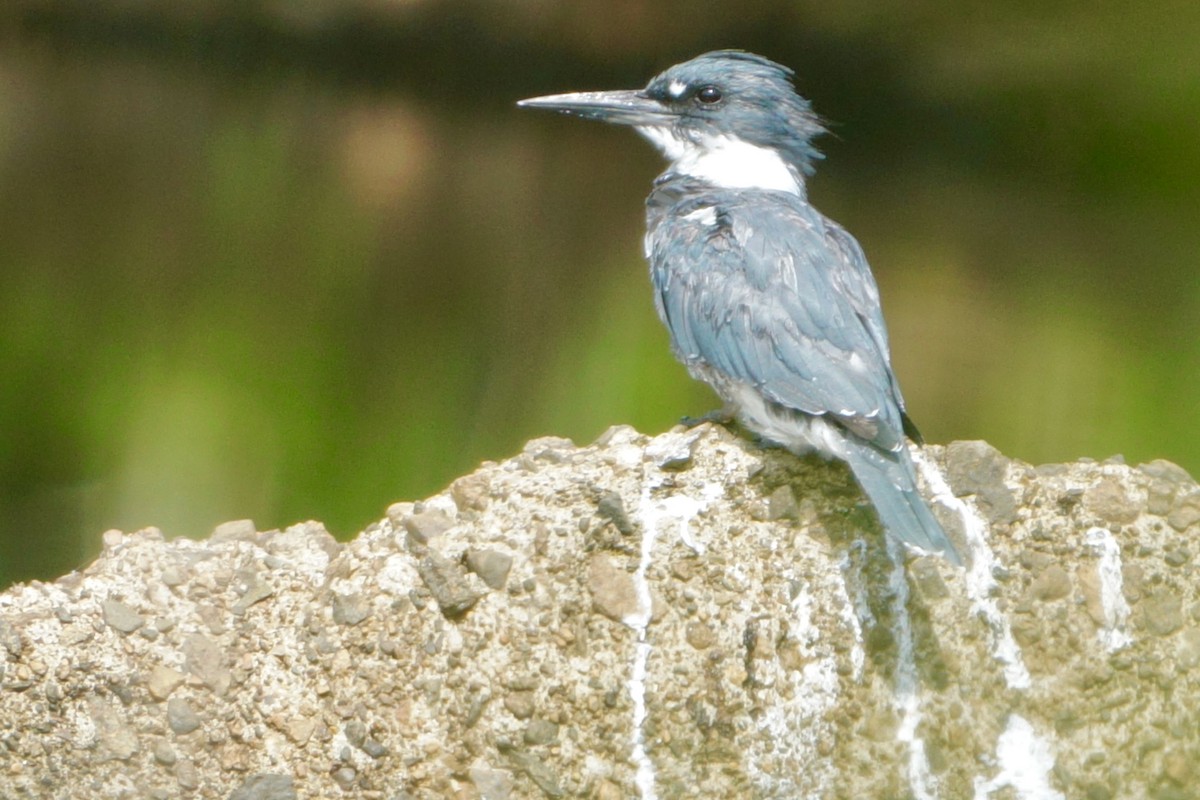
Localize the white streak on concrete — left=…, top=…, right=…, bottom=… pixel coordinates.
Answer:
left=637, top=436, right=722, bottom=555
left=376, top=553, right=419, bottom=596
left=973, top=715, right=1065, bottom=799
left=628, top=637, right=656, bottom=800
left=886, top=537, right=936, bottom=800
left=840, top=547, right=878, bottom=628
left=912, top=449, right=1031, bottom=689
left=832, top=566, right=866, bottom=681
left=620, top=438, right=740, bottom=798
left=788, top=582, right=841, bottom=701
left=1084, top=527, right=1132, bottom=651
left=744, top=573, right=842, bottom=796
left=626, top=465, right=719, bottom=800
left=683, top=482, right=726, bottom=554
left=623, top=479, right=666, bottom=799
left=640, top=492, right=707, bottom=559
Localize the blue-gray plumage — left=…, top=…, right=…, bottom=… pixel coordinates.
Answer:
left=520, top=51, right=960, bottom=564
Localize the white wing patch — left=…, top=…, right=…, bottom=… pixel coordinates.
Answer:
left=682, top=206, right=717, bottom=226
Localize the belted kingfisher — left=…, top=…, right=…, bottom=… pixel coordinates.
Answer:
left=520, top=51, right=960, bottom=564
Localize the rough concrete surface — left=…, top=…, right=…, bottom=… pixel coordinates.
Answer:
left=1, top=424, right=1198, bottom=799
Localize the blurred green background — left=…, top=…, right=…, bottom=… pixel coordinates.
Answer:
left=1, top=1, right=1198, bottom=589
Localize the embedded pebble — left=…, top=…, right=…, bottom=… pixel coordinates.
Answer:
left=284, top=716, right=316, bottom=745
left=175, top=759, right=199, bottom=790
left=91, top=697, right=139, bottom=760
left=416, top=551, right=483, bottom=618
left=586, top=555, right=639, bottom=622
left=1167, top=490, right=1200, bottom=531
left=1141, top=591, right=1183, bottom=637
left=766, top=484, right=799, bottom=521
left=182, top=633, right=231, bottom=695
left=596, top=491, right=635, bottom=535
left=451, top=473, right=492, bottom=511
left=228, top=774, right=296, bottom=800
left=1029, top=564, right=1071, bottom=602
left=504, top=691, right=536, bottom=720
left=331, top=592, right=372, bottom=626
left=403, top=510, right=455, bottom=545
left=211, top=519, right=257, bottom=542
left=470, top=760, right=515, bottom=800
left=101, top=599, right=144, bottom=634
left=331, top=767, right=356, bottom=789
left=465, top=548, right=513, bottom=590
left=686, top=621, right=717, bottom=650
left=1083, top=477, right=1139, bottom=524
left=343, top=719, right=367, bottom=748
left=362, top=739, right=388, bottom=758
left=232, top=571, right=275, bottom=614
left=153, top=739, right=177, bottom=766
left=501, top=745, right=564, bottom=798
left=524, top=718, right=559, bottom=745
left=166, top=698, right=201, bottom=735
left=161, top=564, right=185, bottom=586
left=1179, top=629, right=1200, bottom=669
left=147, top=665, right=185, bottom=701
left=943, top=440, right=1018, bottom=523
left=645, top=430, right=697, bottom=470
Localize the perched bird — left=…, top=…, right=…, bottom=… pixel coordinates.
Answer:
left=519, top=51, right=960, bottom=564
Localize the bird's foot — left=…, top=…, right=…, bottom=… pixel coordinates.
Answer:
left=679, top=408, right=737, bottom=429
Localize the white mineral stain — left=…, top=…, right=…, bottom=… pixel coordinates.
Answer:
left=628, top=638, right=656, bottom=800
left=376, top=553, right=419, bottom=596
left=622, top=475, right=670, bottom=800
left=887, top=537, right=936, bottom=800
left=974, top=715, right=1065, bottom=799
left=912, top=449, right=1031, bottom=689
left=65, top=703, right=97, bottom=748
left=651, top=494, right=708, bottom=556
left=1084, top=526, right=1132, bottom=651
left=832, top=565, right=866, bottom=682
left=622, top=454, right=725, bottom=800
left=746, top=574, right=842, bottom=796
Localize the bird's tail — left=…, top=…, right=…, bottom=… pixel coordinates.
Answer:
left=840, top=438, right=962, bottom=565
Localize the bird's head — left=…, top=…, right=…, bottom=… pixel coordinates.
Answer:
left=519, top=50, right=826, bottom=195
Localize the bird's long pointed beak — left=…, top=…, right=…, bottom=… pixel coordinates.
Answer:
left=517, top=90, right=671, bottom=126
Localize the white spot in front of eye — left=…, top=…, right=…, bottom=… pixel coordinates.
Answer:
left=668, top=80, right=687, bottom=99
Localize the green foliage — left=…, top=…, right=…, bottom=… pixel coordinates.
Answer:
left=1, top=6, right=1197, bottom=587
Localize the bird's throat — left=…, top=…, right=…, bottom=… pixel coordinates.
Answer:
left=636, top=127, right=803, bottom=196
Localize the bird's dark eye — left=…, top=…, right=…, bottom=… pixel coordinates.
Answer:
left=696, top=86, right=722, bottom=104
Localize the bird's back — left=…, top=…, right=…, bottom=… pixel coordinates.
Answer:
left=645, top=174, right=908, bottom=454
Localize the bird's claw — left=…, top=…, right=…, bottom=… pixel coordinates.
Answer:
left=679, top=409, right=737, bottom=429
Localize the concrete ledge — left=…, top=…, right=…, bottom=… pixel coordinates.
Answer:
left=1, top=423, right=1197, bottom=798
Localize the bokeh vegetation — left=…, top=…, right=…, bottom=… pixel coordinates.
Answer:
left=1, top=1, right=1197, bottom=587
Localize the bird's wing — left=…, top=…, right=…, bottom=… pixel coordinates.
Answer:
left=822, top=217, right=913, bottom=414
left=648, top=193, right=906, bottom=451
